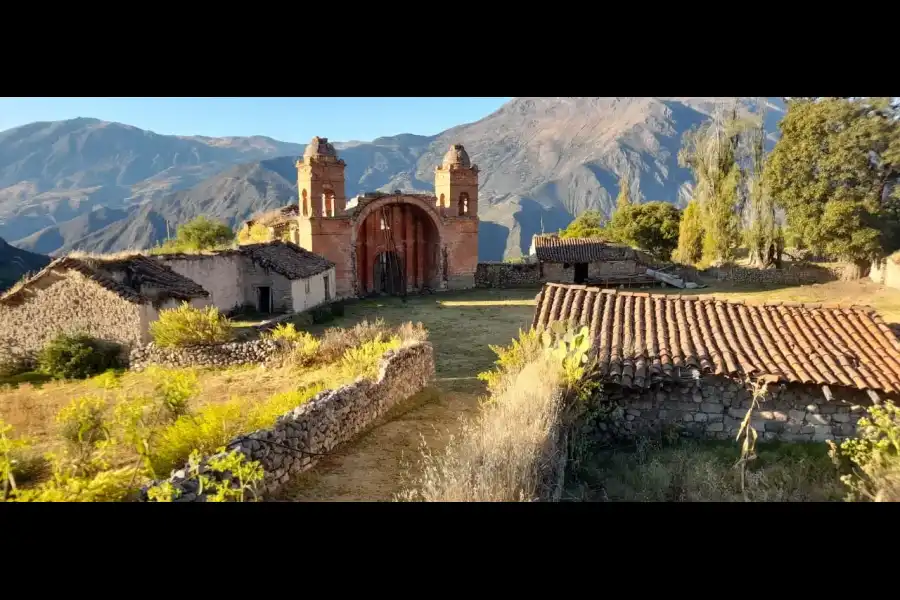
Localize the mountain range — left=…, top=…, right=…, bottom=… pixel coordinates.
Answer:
left=0, top=97, right=785, bottom=262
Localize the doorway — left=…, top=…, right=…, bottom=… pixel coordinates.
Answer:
left=256, top=286, right=272, bottom=313
left=574, top=263, right=588, bottom=284
left=373, top=251, right=404, bottom=295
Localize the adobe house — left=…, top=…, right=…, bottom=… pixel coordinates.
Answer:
left=157, top=241, right=335, bottom=315
left=238, top=136, right=480, bottom=297
left=530, top=235, right=655, bottom=286
left=0, top=255, right=209, bottom=360
left=533, top=282, right=900, bottom=443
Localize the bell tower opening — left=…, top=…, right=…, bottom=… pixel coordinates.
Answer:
left=296, top=136, right=347, bottom=221
left=434, top=143, right=479, bottom=219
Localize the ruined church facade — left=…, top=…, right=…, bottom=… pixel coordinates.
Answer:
left=252, top=137, right=480, bottom=298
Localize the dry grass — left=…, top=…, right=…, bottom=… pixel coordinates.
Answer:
left=568, top=438, right=844, bottom=502
left=398, top=353, right=564, bottom=502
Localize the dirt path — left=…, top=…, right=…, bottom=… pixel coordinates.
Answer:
left=279, top=288, right=537, bottom=502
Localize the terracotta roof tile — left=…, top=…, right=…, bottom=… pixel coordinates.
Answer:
left=237, top=241, right=333, bottom=280
left=533, top=236, right=639, bottom=263
left=532, top=283, right=900, bottom=394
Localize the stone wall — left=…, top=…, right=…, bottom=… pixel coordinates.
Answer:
left=475, top=262, right=543, bottom=288
left=145, top=342, right=435, bottom=501
left=703, top=263, right=844, bottom=286
left=0, top=270, right=149, bottom=365
left=591, top=375, right=877, bottom=444
left=128, top=338, right=284, bottom=371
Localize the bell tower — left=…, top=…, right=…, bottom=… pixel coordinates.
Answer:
left=434, top=143, right=478, bottom=218
left=296, top=136, right=347, bottom=219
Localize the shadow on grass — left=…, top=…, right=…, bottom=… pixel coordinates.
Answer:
left=0, top=371, right=52, bottom=388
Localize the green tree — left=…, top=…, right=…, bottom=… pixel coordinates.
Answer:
left=559, top=210, right=605, bottom=239
left=678, top=106, right=744, bottom=265
left=615, top=175, right=632, bottom=211
left=765, top=98, right=900, bottom=273
left=152, top=216, right=235, bottom=254
left=742, top=99, right=783, bottom=268
left=674, top=200, right=704, bottom=265
left=607, top=201, right=681, bottom=261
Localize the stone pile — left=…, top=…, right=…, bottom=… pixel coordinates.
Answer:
left=142, top=342, right=435, bottom=501
left=129, top=338, right=285, bottom=370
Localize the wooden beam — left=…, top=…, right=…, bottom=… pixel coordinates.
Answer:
left=867, top=389, right=882, bottom=405
left=821, top=385, right=834, bottom=403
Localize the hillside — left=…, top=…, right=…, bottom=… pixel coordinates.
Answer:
left=1, top=98, right=784, bottom=260
left=0, top=117, right=304, bottom=241
left=0, top=237, right=50, bottom=291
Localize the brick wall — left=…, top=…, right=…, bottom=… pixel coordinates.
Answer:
left=589, top=375, right=877, bottom=444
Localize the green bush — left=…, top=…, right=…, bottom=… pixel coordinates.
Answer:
left=37, top=333, right=122, bottom=380
left=311, top=305, right=334, bottom=325
left=330, top=301, right=346, bottom=318
left=150, top=303, right=233, bottom=347
left=56, top=396, right=110, bottom=446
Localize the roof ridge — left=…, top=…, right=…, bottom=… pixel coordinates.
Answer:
left=544, top=282, right=878, bottom=313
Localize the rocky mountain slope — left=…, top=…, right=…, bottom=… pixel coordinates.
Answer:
left=0, top=237, right=50, bottom=291
left=2, top=98, right=784, bottom=260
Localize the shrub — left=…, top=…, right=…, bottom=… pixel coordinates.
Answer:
left=150, top=303, right=233, bottom=348
left=246, top=384, right=325, bottom=430
left=330, top=301, right=346, bottom=317
left=1, top=419, right=32, bottom=499
left=477, top=328, right=544, bottom=394
left=318, top=318, right=393, bottom=363
left=338, top=335, right=401, bottom=381
left=397, top=321, right=428, bottom=345
left=37, top=333, right=121, bottom=380
left=311, top=305, right=334, bottom=325
left=399, top=353, right=565, bottom=502
left=56, top=396, right=110, bottom=447
left=147, top=448, right=264, bottom=502
left=147, top=367, right=198, bottom=419
left=829, top=401, right=900, bottom=502
left=150, top=399, right=246, bottom=476
left=287, top=332, right=321, bottom=366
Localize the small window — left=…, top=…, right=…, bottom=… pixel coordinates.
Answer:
left=305, top=279, right=310, bottom=294
left=324, top=274, right=331, bottom=300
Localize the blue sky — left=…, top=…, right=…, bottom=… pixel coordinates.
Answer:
left=0, top=97, right=512, bottom=143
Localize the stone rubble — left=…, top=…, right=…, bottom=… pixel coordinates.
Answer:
left=128, top=338, right=285, bottom=370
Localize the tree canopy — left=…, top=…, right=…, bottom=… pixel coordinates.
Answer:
left=151, top=216, right=235, bottom=254
left=765, top=97, right=900, bottom=263
left=559, top=210, right=605, bottom=239
left=606, top=201, right=682, bottom=261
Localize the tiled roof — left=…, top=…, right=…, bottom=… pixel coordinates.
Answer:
left=532, top=282, right=900, bottom=394
left=0, top=255, right=208, bottom=307
left=238, top=241, right=334, bottom=280
left=533, top=236, right=637, bottom=263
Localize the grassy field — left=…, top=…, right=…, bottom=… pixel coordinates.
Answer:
left=279, top=287, right=539, bottom=501
left=566, top=438, right=845, bottom=502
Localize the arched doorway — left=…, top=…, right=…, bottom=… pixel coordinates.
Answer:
left=355, top=199, right=442, bottom=296
left=373, top=251, right=404, bottom=295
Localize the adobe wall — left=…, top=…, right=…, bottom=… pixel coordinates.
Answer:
left=240, top=259, right=293, bottom=313
left=143, top=342, right=435, bottom=501
left=589, top=259, right=643, bottom=277
left=870, top=257, right=900, bottom=289
left=588, top=375, right=876, bottom=444
left=0, top=270, right=146, bottom=365
left=159, top=255, right=244, bottom=312
left=299, top=217, right=355, bottom=299
left=290, top=267, right=336, bottom=312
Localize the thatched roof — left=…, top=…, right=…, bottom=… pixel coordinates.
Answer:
left=0, top=254, right=208, bottom=307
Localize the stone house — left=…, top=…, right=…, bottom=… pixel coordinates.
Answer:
left=530, top=235, right=655, bottom=286
left=0, top=255, right=209, bottom=360
left=238, top=137, right=479, bottom=298
left=157, top=241, right=336, bottom=315
left=533, top=282, right=900, bottom=443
